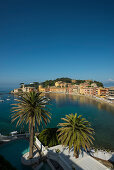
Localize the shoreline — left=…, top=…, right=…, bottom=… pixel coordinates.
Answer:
left=75, top=93, right=114, bottom=107
left=44, top=91, right=114, bottom=107
left=11, top=90, right=114, bottom=107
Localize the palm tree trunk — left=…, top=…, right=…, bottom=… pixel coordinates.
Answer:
left=29, top=118, right=34, bottom=159
left=74, top=149, right=79, bottom=158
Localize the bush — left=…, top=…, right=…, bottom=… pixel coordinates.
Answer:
left=34, top=136, right=36, bottom=142
left=38, top=128, right=60, bottom=147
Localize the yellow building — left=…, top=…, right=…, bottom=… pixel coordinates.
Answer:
left=50, top=86, right=66, bottom=93
left=38, top=85, right=46, bottom=92
left=98, top=87, right=109, bottom=98
left=71, top=79, right=76, bottom=83
left=80, top=87, right=85, bottom=95
left=55, top=81, right=66, bottom=88
left=55, top=81, right=61, bottom=87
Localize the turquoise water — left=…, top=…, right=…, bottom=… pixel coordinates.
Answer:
left=45, top=93, right=114, bottom=150
left=0, top=92, right=114, bottom=150
left=0, top=139, right=31, bottom=170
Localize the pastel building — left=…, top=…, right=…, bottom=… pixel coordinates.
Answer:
left=38, top=85, right=46, bottom=92
left=55, top=81, right=66, bottom=88
left=80, top=87, right=94, bottom=96
left=93, top=87, right=98, bottom=96
left=98, top=87, right=109, bottom=98
left=12, top=84, right=35, bottom=93
left=50, top=86, right=67, bottom=93
left=71, top=79, right=76, bottom=83
left=108, top=87, right=114, bottom=97
left=67, top=85, right=80, bottom=94
left=108, top=87, right=114, bottom=102
left=91, top=83, right=97, bottom=87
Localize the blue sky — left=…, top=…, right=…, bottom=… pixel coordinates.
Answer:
left=0, top=0, right=114, bottom=88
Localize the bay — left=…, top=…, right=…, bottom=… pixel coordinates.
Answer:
left=0, top=92, right=114, bottom=150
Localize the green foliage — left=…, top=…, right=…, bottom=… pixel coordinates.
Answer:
left=75, top=80, right=103, bottom=87
left=58, top=113, right=94, bottom=157
left=24, top=82, right=39, bottom=89
left=34, top=136, right=36, bottom=142
left=55, top=77, right=72, bottom=83
left=41, top=80, right=55, bottom=87
left=11, top=91, right=51, bottom=130
left=20, top=78, right=103, bottom=89
left=41, top=77, right=72, bottom=87
left=0, top=155, right=16, bottom=170
left=94, top=81, right=104, bottom=87
left=38, top=128, right=60, bottom=147
left=33, top=82, right=40, bottom=88
left=95, top=148, right=97, bottom=152
left=75, top=80, right=85, bottom=85
left=89, top=81, right=93, bottom=85
left=11, top=91, right=51, bottom=158
left=71, top=83, right=75, bottom=85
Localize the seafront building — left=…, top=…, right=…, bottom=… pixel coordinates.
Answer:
left=38, top=85, right=46, bottom=92
left=55, top=81, right=67, bottom=88
left=38, top=81, right=113, bottom=102
left=11, top=84, right=35, bottom=93
left=108, top=87, right=114, bottom=102
left=11, top=81, right=114, bottom=103
left=97, top=87, right=109, bottom=98
left=108, top=87, right=114, bottom=97
left=50, top=86, right=67, bottom=93
left=80, top=87, right=94, bottom=96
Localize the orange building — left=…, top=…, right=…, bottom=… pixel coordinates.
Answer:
left=98, top=87, right=109, bottom=98
left=38, top=85, right=46, bottom=92
left=50, top=86, right=67, bottom=93
left=80, top=87, right=94, bottom=96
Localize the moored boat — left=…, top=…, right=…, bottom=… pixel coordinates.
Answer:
left=0, top=100, right=4, bottom=102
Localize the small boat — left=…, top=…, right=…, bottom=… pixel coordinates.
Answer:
left=14, top=99, right=18, bottom=101
left=0, top=100, right=4, bottom=102
left=6, top=99, right=10, bottom=101
left=10, top=131, right=18, bottom=136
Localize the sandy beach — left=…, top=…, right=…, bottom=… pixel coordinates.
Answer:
left=78, top=94, right=114, bottom=107
left=45, top=91, right=114, bottom=107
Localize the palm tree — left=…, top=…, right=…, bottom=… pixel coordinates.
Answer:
left=11, top=91, right=51, bottom=159
left=57, top=113, right=94, bottom=158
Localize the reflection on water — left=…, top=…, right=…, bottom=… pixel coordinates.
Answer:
left=0, top=92, right=114, bottom=150
left=47, top=93, right=114, bottom=114
left=45, top=93, right=114, bottom=150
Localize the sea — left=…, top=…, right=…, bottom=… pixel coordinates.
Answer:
left=0, top=90, right=114, bottom=150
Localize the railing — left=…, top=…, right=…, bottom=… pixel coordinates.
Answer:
left=35, top=137, right=47, bottom=155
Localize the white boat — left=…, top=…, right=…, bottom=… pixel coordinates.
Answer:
left=10, top=131, right=18, bottom=136
left=6, top=99, right=10, bottom=101
left=14, top=99, right=18, bottom=101
left=0, top=100, right=4, bottom=102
